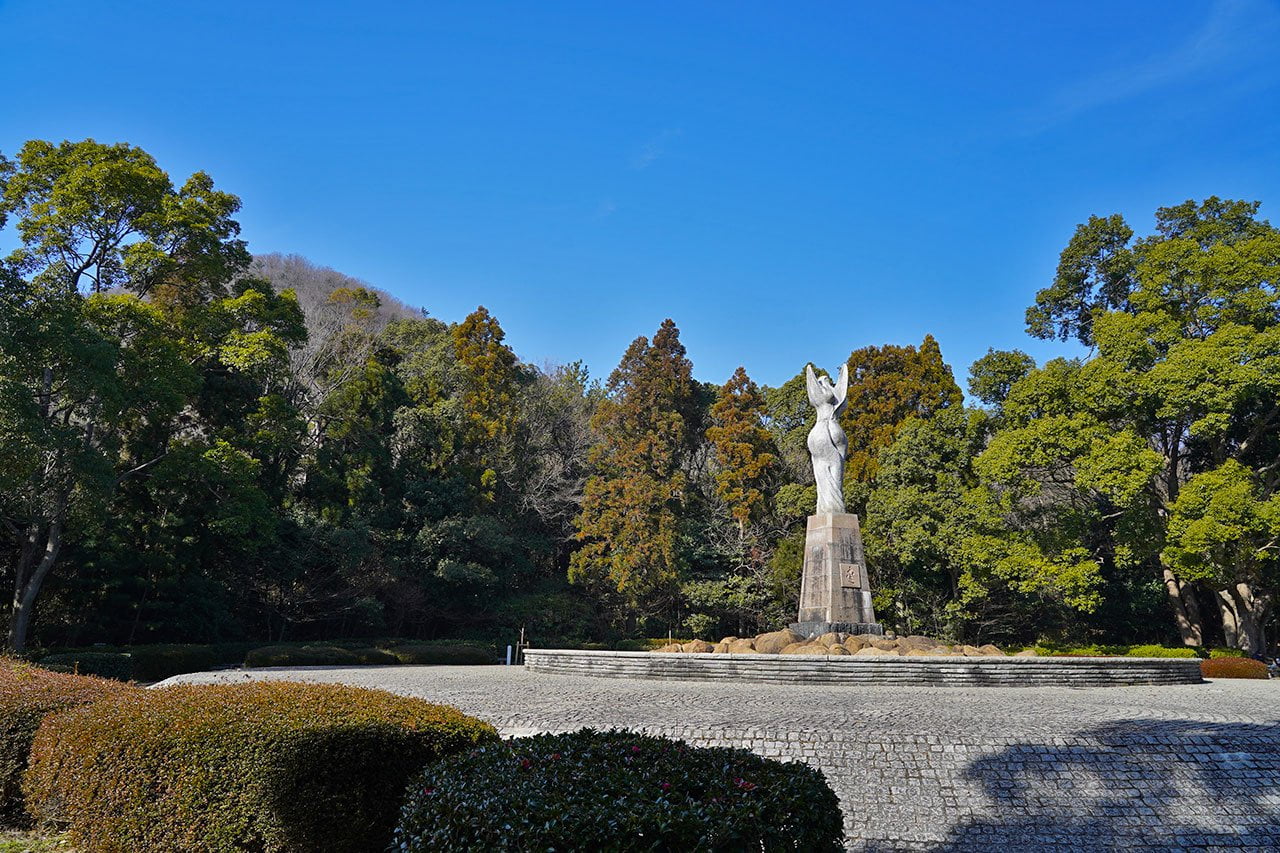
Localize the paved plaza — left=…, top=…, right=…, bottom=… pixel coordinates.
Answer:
left=168, top=666, right=1280, bottom=851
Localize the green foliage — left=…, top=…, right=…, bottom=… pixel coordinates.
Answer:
left=23, top=682, right=498, bottom=852
left=393, top=729, right=844, bottom=852
left=36, top=653, right=132, bottom=682
left=244, top=644, right=398, bottom=667
left=0, top=659, right=135, bottom=826
left=571, top=320, right=699, bottom=618
left=384, top=643, right=493, bottom=665
left=1032, top=643, right=1198, bottom=658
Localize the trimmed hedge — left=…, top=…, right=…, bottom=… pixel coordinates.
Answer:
left=1201, top=657, right=1269, bottom=679
left=24, top=682, right=498, bottom=852
left=1035, top=643, right=1199, bottom=659
left=386, top=644, right=493, bottom=665
left=244, top=644, right=398, bottom=667
left=394, top=729, right=845, bottom=852
left=0, top=659, right=135, bottom=826
left=35, top=652, right=131, bottom=681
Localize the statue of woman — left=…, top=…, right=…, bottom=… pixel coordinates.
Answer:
left=806, top=363, right=849, bottom=515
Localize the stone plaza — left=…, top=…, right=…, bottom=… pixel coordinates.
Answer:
left=169, top=665, right=1280, bottom=851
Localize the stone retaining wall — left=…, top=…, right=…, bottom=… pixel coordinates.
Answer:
left=523, top=648, right=1204, bottom=687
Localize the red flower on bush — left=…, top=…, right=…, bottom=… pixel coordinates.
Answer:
left=631, top=745, right=641, bottom=754
left=660, top=781, right=672, bottom=792
left=550, top=752, right=562, bottom=760
left=734, top=777, right=757, bottom=791
left=519, top=758, right=533, bottom=769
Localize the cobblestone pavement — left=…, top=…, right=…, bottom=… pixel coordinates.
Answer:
left=167, top=666, right=1280, bottom=851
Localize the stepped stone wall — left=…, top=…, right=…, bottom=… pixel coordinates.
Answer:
left=523, top=648, right=1204, bottom=687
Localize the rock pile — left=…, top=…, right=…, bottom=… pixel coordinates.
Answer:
left=654, top=629, right=1033, bottom=657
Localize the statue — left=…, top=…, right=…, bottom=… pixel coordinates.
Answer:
left=791, top=360, right=880, bottom=638
left=805, top=363, right=849, bottom=515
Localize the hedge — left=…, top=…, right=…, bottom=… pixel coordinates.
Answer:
left=394, top=729, right=845, bottom=852
left=0, top=659, right=135, bottom=826
left=23, top=681, right=498, bottom=852
left=244, top=644, right=398, bottom=667
left=386, top=644, right=493, bottom=665
left=35, top=652, right=132, bottom=681
left=1201, top=657, right=1269, bottom=679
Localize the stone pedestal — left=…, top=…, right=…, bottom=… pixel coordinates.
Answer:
left=790, top=513, right=881, bottom=639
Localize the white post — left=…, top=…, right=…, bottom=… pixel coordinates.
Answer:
left=506, top=644, right=513, bottom=666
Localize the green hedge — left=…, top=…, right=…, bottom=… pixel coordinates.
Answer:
left=1035, top=643, right=1199, bottom=658
left=0, top=659, right=135, bottom=827
left=35, top=652, right=132, bottom=681
left=23, top=681, right=498, bottom=851
left=244, top=644, right=399, bottom=667
left=394, top=729, right=844, bottom=852
left=386, top=644, right=493, bottom=665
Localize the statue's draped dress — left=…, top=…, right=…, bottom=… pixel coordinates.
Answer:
left=806, top=364, right=849, bottom=515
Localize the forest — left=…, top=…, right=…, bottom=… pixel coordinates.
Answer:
left=2, top=139, right=1277, bottom=655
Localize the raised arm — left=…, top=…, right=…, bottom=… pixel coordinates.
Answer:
left=805, top=364, right=824, bottom=408
left=833, top=363, right=849, bottom=414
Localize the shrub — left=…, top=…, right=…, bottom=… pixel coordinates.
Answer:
left=24, top=681, right=498, bottom=852
left=0, top=659, right=135, bottom=826
left=1122, top=644, right=1198, bottom=659
left=394, top=729, right=845, bottom=852
left=1206, top=647, right=1248, bottom=659
left=244, top=644, right=398, bottom=667
left=387, top=644, right=493, bottom=665
left=1201, top=657, right=1269, bottom=679
left=127, top=644, right=220, bottom=682
left=35, top=652, right=131, bottom=681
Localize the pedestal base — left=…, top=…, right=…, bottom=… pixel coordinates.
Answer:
left=796, top=512, right=878, bottom=626
left=790, top=620, right=883, bottom=639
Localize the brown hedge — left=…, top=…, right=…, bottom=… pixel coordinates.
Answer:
left=1200, top=657, right=1269, bottom=679
left=0, top=658, right=136, bottom=827
left=23, top=681, right=498, bottom=852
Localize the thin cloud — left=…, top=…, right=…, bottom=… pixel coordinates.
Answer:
left=1026, top=0, right=1280, bottom=131
left=629, top=128, right=682, bottom=169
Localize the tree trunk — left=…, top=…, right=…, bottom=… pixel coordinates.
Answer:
left=1218, top=582, right=1269, bottom=654
left=7, top=518, right=63, bottom=654
left=1162, top=567, right=1204, bottom=646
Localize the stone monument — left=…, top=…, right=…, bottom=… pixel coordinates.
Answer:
left=790, top=363, right=882, bottom=639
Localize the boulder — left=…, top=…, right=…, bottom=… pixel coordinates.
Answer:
left=978, top=644, right=1005, bottom=656
left=843, top=636, right=869, bottom=653
left=720, top=636, right=739, bottom=644
left=817, top=632, right=843, bottom=647
left=871, top=638, right=900, bottom=651
left=781, top=642, right=828, bottom=655
left=1014, top=649, right=1038, bottom=657
left=904, top=648, right=930, bottom=656
left=853, top=646, right=890, bottom=657
left=961, top=645, right=984, bottom=657
left=681, top=639, right=715, bottom=654
left=655, top=643, right=683, bottom=654
left=925, top=647, right=951, bottom=656
left=727, top=639, right=758, bottom=654
left=712, top=641, right=731, bottom=654
left=901, top=635, right=939, bottom=650
left=754, top=628, right=804, bottom=655
left=828, top=645, right=851, bottom=655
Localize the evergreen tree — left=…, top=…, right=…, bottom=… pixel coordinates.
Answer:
left=569, top=320, right=697, bottom=624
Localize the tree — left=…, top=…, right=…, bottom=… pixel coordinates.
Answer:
left=1010, top=197, right=1280, bottom=650
left=707, top=367, right=778, bottom=535
left=843, top=336, right=964, bottom=484
left=569, top=320, right=698, bottom=624
left=0, top=139, right=259, bottom=652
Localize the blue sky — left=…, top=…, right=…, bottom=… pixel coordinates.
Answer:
left=2, top=0, right=1278, bottom=388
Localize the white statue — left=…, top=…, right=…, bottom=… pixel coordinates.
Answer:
left=805, top=363, right=849, bottom=515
